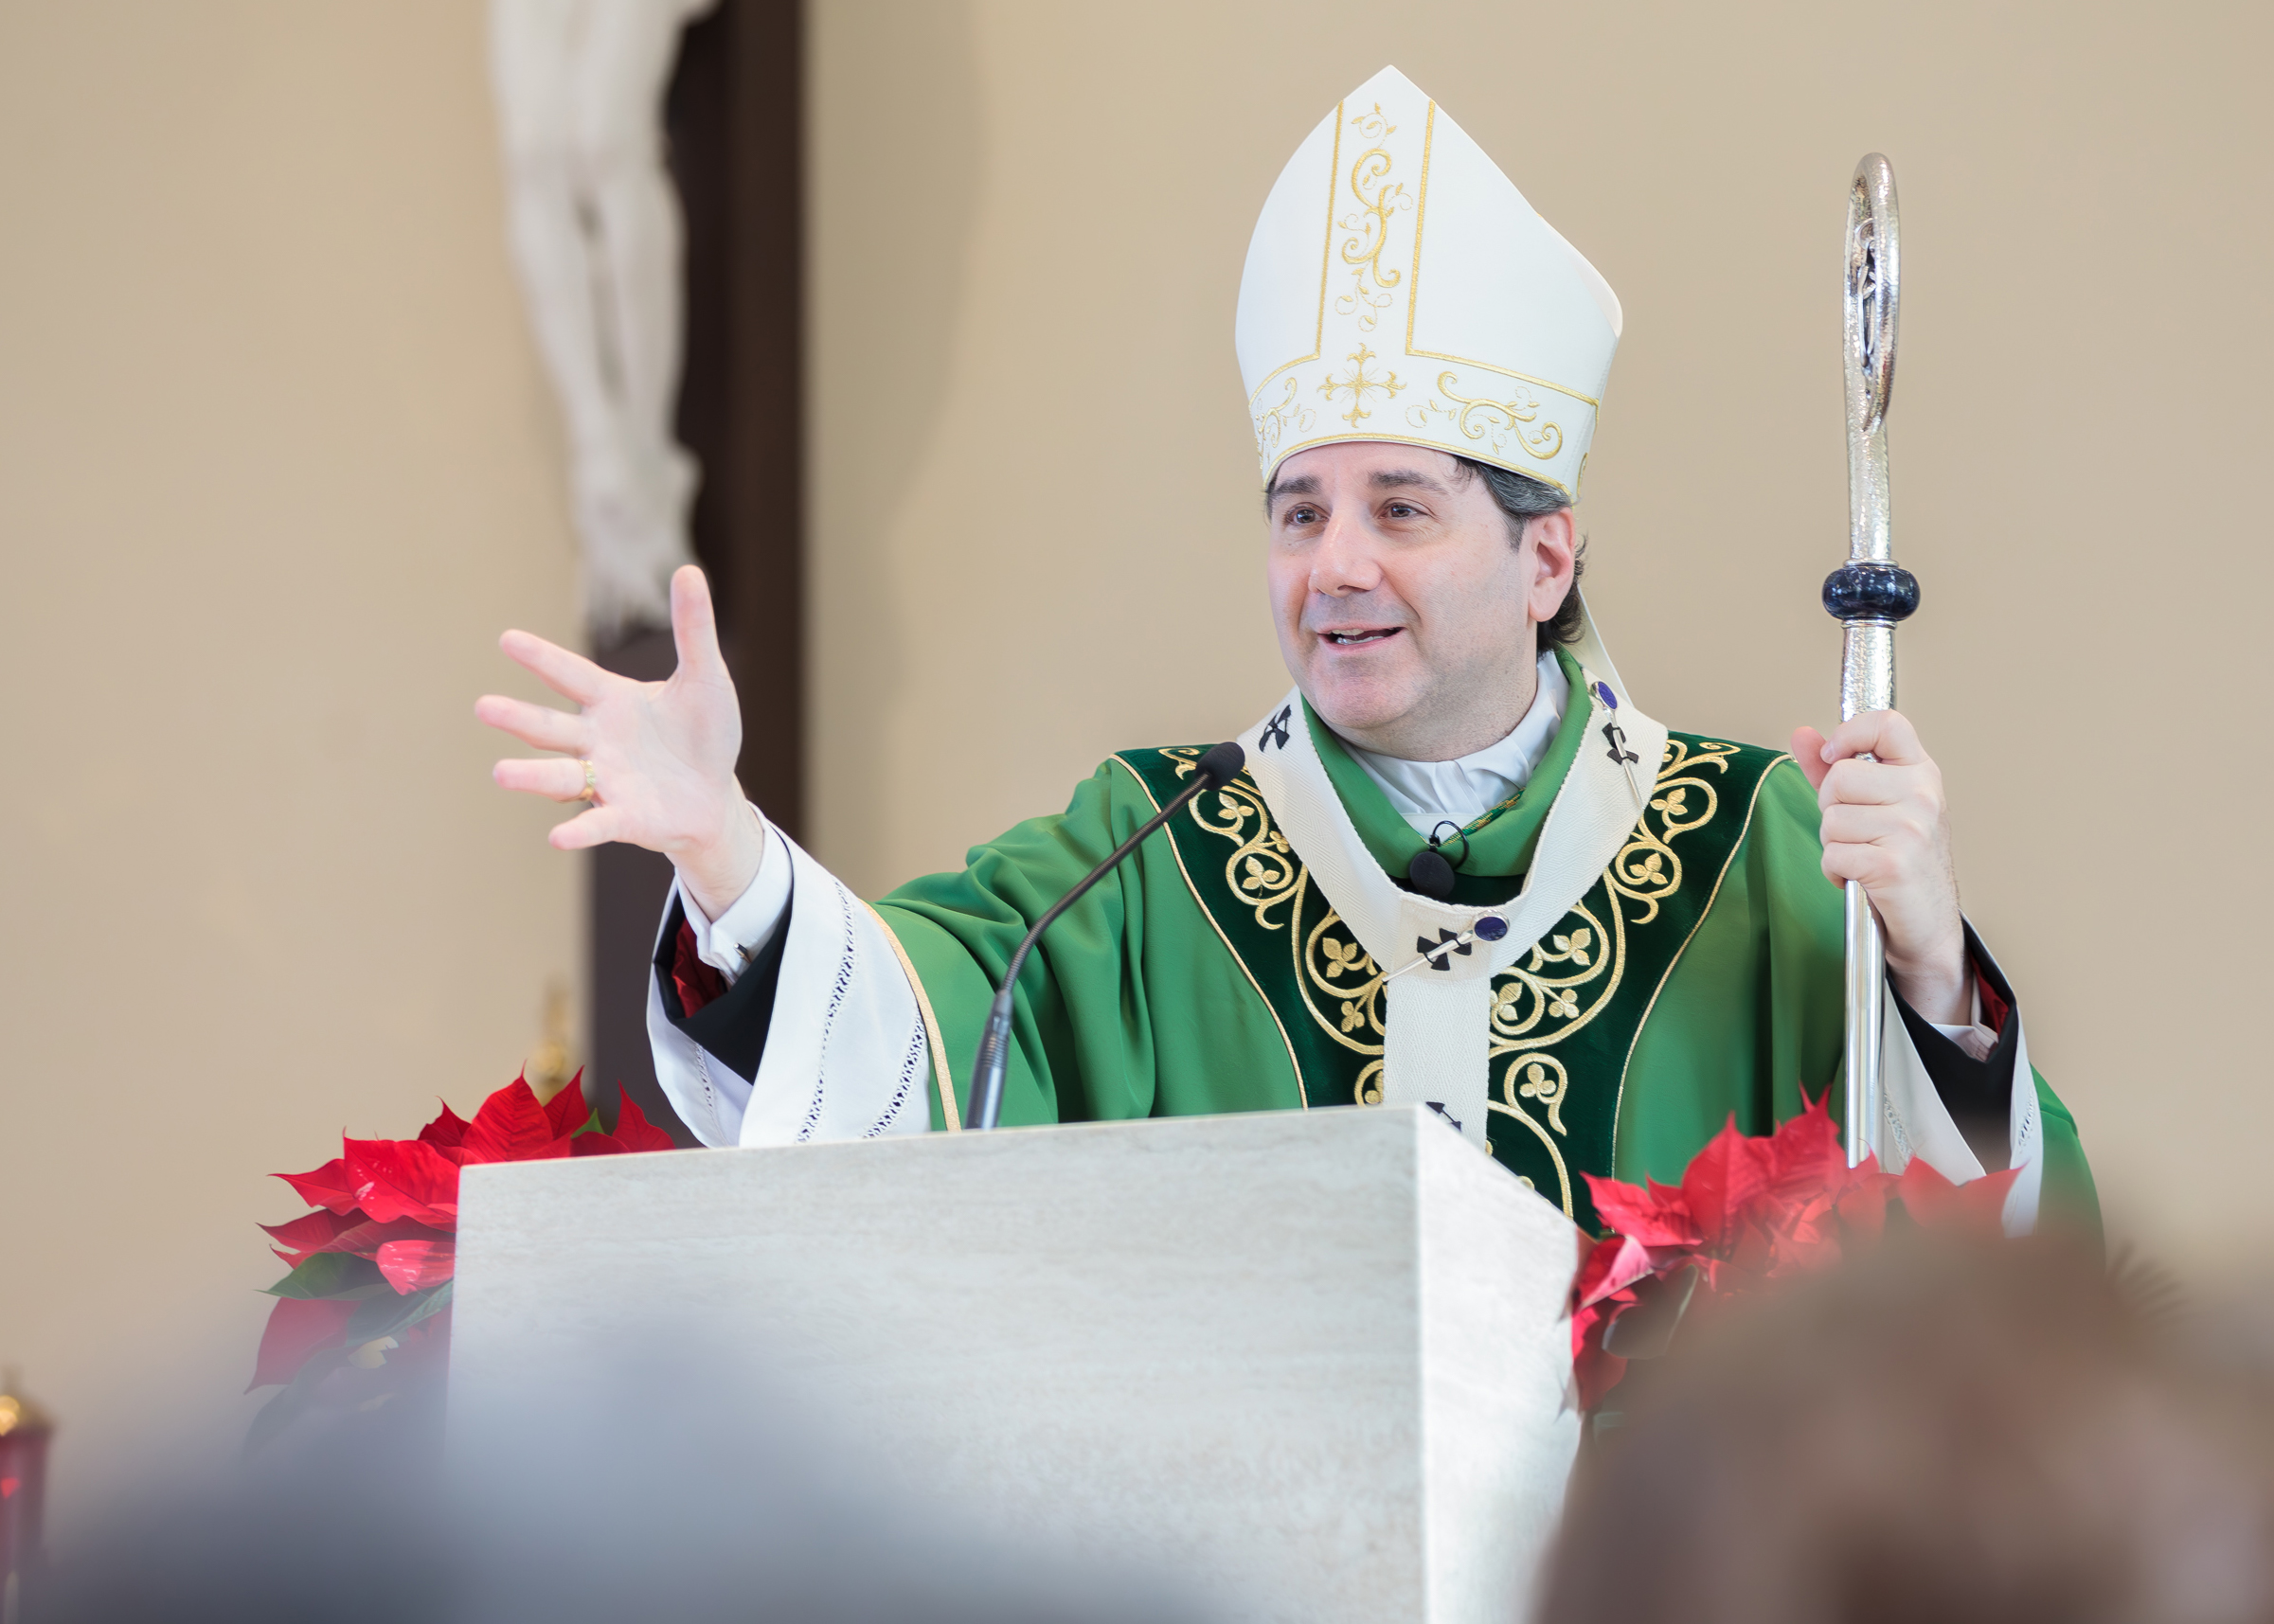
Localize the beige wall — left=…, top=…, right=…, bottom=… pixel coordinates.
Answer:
left=0, top=4, right=581, bottom=1524
left=2, top=0, right=2264, bottom=1537
left=812, top=2, right=2272, bottom=1268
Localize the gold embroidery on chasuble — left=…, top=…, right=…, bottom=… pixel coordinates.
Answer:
left=1114, top=736, right=1783, bottom=1232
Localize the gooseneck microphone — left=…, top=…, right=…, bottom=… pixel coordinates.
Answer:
left=966, top=740, right=1246, bottom=1132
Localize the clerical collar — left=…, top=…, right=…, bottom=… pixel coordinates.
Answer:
left=1342, top=652, right=1570, bottom=836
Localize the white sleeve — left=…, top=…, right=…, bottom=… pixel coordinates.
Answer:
left=647, top=825, right=936, bottom=1150
left=676, top=814, right=795, bottom=985
left=1871, top=935, right=2042, bottom=1237
left=1925, top=981, right=1997, bottom=1062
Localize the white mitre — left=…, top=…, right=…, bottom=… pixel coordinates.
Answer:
left=1237, top=65, right=1622, bottom=498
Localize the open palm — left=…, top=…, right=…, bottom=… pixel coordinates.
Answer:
left=477, top=566, right=763, bottom=913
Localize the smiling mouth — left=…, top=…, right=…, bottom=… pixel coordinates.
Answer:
left=1320, top=628, right=1403, bottom=647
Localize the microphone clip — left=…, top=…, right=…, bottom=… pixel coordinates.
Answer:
left=1406, top=820, right=1469, bottom=901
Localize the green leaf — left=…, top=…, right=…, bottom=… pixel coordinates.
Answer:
left=242, top=1347, right=342, bottom=1459
left=343, top=1279, right=454, bottom=1346
left=569, top=1108, right=603, bottom=1137
left=265, top=1251, right=385, bottom=1299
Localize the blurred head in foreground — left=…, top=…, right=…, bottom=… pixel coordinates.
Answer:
left=33, top=1341, right=1206, bottom=1624
left=1542, top=1235, right=2274, bottom=1624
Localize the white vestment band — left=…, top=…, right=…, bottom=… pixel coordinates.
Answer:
left=1239, top=665, right=1663, bottom=1159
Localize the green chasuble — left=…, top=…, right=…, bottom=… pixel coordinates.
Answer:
left=872, top=651, right=2097, bottom=1236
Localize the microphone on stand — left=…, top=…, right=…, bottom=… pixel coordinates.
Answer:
left=966, top=740, right=1246, bottom=1132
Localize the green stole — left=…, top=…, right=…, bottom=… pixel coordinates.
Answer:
left=1114, top=653, right=1784, bottom=1231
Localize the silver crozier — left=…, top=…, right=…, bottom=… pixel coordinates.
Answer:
left=1828, top=154, right=1921, bottom=1168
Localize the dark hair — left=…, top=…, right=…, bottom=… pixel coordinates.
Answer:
left=1452, top=455, right=1586, bottom=654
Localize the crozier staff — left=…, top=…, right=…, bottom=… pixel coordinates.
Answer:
left=478, top=66, right=2093, bottom=1232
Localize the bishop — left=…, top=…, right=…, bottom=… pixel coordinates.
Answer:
left=477, top=66, right=2095, bottom=1235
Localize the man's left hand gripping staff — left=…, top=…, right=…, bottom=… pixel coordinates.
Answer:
left=475, top=564, right=765, bottom=922
left=1790, top=709, right=1970, bottom=1026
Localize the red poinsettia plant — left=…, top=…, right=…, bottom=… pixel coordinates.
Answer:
left=1570, top=1093, right=2018, bottom=1412
left=247, top=1072, right=675, bottom=1450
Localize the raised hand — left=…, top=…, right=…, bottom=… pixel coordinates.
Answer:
left=1790, top=710, right=1970, bottom=1027
left=477, top=565, right=766, bottom=919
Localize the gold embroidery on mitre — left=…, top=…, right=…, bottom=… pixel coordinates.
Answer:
left=1406, top=373, right=1566, bottom=462
left=1317, top=345, right=1406, bottom=428
left=1333, top=102, right=1412, bottom=335
left=1253, top=376, right=1319, bottom=467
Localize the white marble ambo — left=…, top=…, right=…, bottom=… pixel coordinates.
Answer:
left=452, top=1105, right=1585, bottom=1624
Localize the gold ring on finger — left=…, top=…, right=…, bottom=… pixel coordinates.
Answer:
left=578, top=759, right=599, bottom=802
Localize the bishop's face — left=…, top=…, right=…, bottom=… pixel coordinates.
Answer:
left=1265, top=442, right=1574, bottom=762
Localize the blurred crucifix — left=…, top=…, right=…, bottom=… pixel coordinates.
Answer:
left=486, top=0, right=805, bottom=1144
left=491, top=0, right=718, bottom=643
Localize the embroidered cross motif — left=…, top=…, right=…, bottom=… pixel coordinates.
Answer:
left=1425, top=1100, right=1464, bottom=1133
left=1259, top=705, right=1293, bottom=752
left=1316, top=344, right=1406, bottom=428
left=1417, top=928, right=1472, bottom=972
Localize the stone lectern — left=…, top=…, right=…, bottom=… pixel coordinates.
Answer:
left=452, top=1105, right=1585, bottom=1624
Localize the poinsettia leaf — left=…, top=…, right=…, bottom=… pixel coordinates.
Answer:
left=461, top=1079, right=575, bottom=1165
left=1570, top=1234, right=1621, bottom=1310
left=1679, top=1115, right=1777, bottom=1248
left=260, top=1208, right=361, bottom=1262
left=247, top=1295, right=358, bottom=1390
left=336, top=1219, right=457, bottom=1255
left=1573, top=1234, right=1660, bottom=1311
left=374, top=1239, right=457, bottom=1295
left=242, top=1344, right=349, bottom=1457
left=1583, top=1172, right=1702, bottom=1249
left=571, top=1092, right=680, bottom=1157
left=344, top=1279, right=454, bottom=1346
left=418, top=1101, right=471, bottom=1151
left=264, top=1251, right=385, bottom=1299
left=275, top=1158, right=361, bottom=1216
left=342, top=1137, right=460, bottom=1225
left=1570, top=1304, right=1631, bottom=1413
left=1893, top=1158, right=2020, bottom=1235
left=1766, top=1092, right=1851, bottom=1195
left=610, top=1087, right=675, bottom=1151
left=542, top=1069, right=593, bottom=1140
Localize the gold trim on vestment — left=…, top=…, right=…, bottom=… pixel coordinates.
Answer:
left=863, top=901, right=959, bottom=1133
left=1606, top=753, right=1791, bottom=1161
left=1488, top=1094, right=1573, bottom=1216
left=1112, top=757, right=1311, bottom=1110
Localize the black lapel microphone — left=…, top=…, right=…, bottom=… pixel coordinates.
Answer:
left=1406, top=820, right=1470, bottom=900
left=966, top=740, right=1246, bottom=1132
